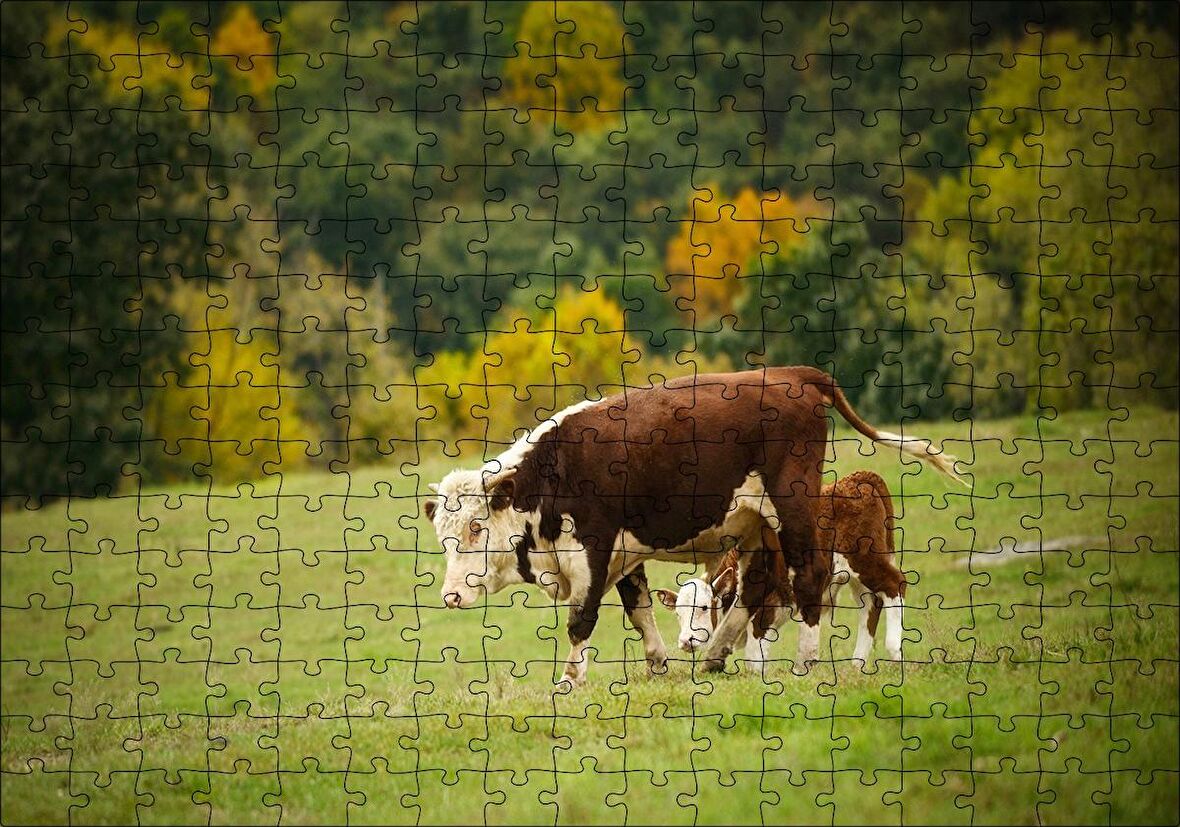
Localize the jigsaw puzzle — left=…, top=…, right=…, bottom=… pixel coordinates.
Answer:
left=2, top=1, right=1178, bottom=824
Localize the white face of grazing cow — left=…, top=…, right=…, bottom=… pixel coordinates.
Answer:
left=424, top=469, right=527, bottom=608
left=656, top=567, right=738, bottom=651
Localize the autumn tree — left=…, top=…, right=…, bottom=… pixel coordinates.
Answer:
left=666, top=186, right=815, bottom=318
left=212, top=4, right=277, bottom=98
left=501, top=1, right=626, bottom=131
left=902, top=28, right=1179, bottom=417
left=416, top=287, right=640, bottom=451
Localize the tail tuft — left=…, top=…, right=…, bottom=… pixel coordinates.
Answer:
left=875, top=431, right=971, bottom=488
left=812, top=367, right=970, bottom=490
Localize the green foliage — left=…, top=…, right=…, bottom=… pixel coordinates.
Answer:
left=901, top=27, right=1180, bottom=419
left=2, top=2, right=1177, bottom=496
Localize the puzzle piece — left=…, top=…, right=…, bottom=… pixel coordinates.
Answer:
left=2, top=2, right=1177, bottom=824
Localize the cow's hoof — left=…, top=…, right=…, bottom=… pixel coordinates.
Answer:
left=791, top=660, right=814, bottom=677
left=553, top=677, right=577, bottom=694
left=887, top=649, right=903, bottom=662
left=700, top=657, right=727, bottom=674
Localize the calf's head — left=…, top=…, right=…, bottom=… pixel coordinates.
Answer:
left=424, top=468, right=525, bottom=608
left=655, top=566, right=738, bottom=651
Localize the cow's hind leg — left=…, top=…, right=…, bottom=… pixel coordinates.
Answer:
left=615, top=565, right=669, bottom=676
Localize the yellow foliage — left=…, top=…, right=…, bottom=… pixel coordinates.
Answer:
left=44, top=17, right=209, bottom=110
left=502, top=1, right=626, bottom=131
left=666, top=186, right=813, bottom=316
left=213, top=4, right=276, bottom=97
left=419, top=287, right=640, bottom=447
left=142, top=330, right=311, bottom=484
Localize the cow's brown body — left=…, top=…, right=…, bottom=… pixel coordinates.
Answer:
left=816, top=470, right=905, bottom=632
left=432, top=364, right=961, bottom=685
left=507, top=366, right=839, bottom=660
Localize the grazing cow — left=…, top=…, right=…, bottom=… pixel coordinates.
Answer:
left=425, top=367, right=962, bottom=688
left=654, top=522, right=792, bottom=672
left=656, top=470, right=905, bottom=670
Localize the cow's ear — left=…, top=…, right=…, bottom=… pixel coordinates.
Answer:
left=489, top=477, right=515, bottom=511
left=711, top=566, right=738, bottom=598
left=423, top=499, right=437, bottom=522
left=654, top=588, right=679, bottom=610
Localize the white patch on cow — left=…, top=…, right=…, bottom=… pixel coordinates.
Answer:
left=670, top=578, right=716, bottom=651
left=729, top=471, right=782, bottom=530
left=883, top=594, right=904, bottom=660
left=554, top=513, right=593, bottom=602
left=481, top=398, right=604, bottom=480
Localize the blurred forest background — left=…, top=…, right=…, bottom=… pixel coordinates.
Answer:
left=2, top=1, right=1177, bottom=498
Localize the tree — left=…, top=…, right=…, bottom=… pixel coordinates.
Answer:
left=666, top=185, right=815, bottom=318
left=500, top=1, right=626, bottom=132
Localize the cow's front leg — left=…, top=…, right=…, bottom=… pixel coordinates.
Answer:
left=557, top=635, right=590, bottom=692
left=701, top=548, right=769, bottom=672
left=883, top=592, right=904, bottom=662
left=743, top=626, right=768, bottom=677
left=791, top=585, right=826, bottom=676
left=615, top=565, right=669, bottom=676
left=699, top=600, right=751, bottom=672
left=557, top=544, right=611, bottom=690
left=851, top=581, right=878, bottom=666
left=752, top=607, right=791, bottom=676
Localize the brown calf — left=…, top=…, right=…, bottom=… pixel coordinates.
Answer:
left=659, top=470, right=905, bottom=668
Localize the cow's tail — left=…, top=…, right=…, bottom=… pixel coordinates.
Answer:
left=803, top=368, right=971, bottom=488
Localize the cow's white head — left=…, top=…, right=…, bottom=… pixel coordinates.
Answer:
left=423, top=467, right=528, bottom=608
left=654, top=567, right=738, bottom=651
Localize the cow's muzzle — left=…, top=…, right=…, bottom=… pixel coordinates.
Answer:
left=443, top=591, right=464, bottom=609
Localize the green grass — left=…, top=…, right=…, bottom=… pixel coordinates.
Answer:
left=2, top=407, right=1178, bottom=825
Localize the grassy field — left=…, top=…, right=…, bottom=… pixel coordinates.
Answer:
left=2, top=407, right=1177, bottom=825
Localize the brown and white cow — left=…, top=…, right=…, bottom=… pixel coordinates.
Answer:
left=424, top=367, right=963, bottom=689
left=656, top=470, right=905, bottom=672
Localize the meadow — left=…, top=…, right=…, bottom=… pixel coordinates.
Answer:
left=2, top=407, right=1177, bottom=825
